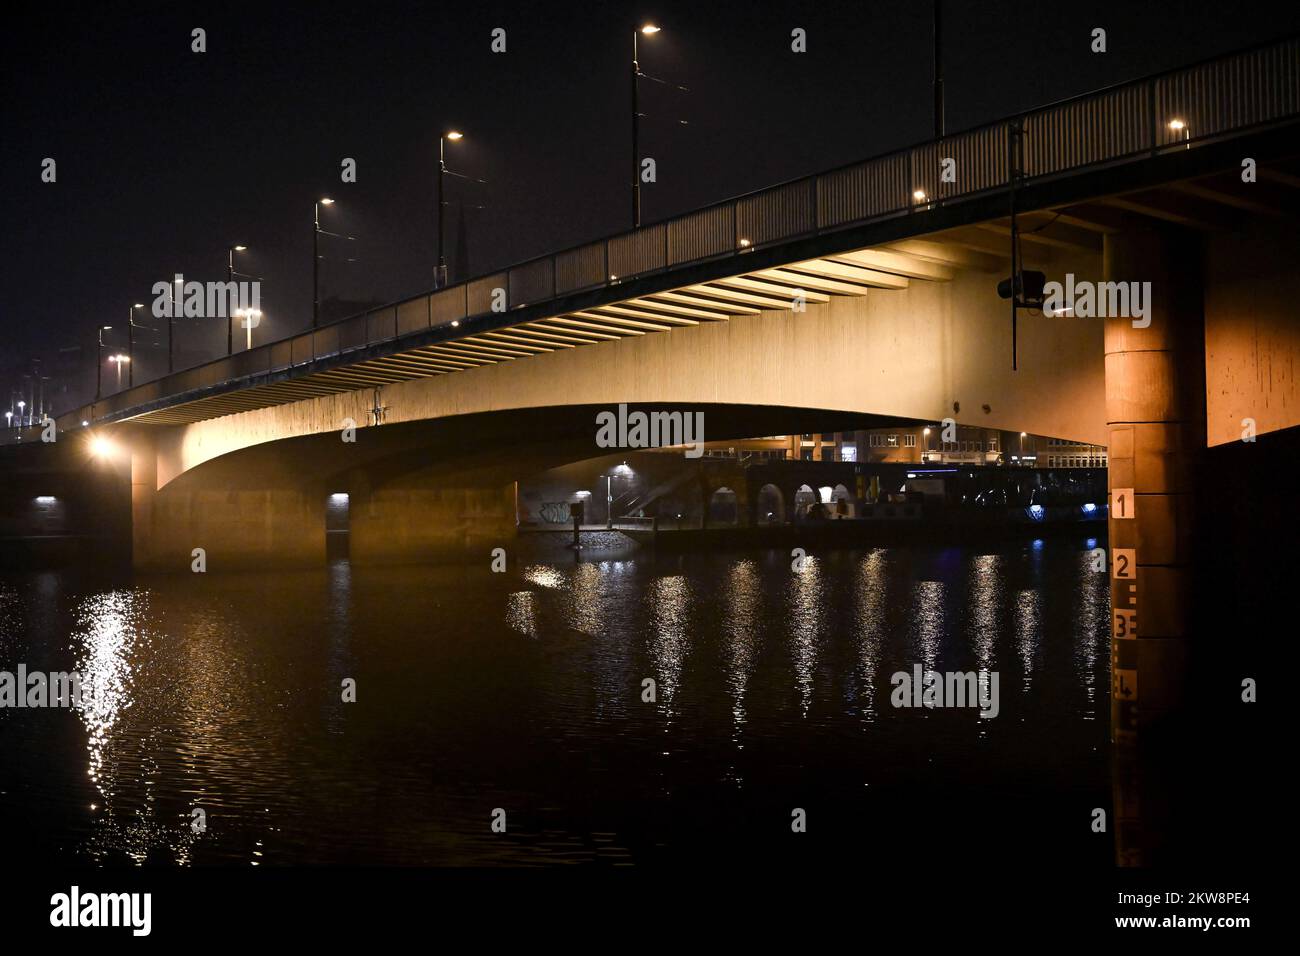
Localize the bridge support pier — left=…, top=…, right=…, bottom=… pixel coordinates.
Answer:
left=131, top=431, right=327, bottom=571
left=347, top=467, right=517, bottom=566
left=1103, top=226, right=1206, bottom=866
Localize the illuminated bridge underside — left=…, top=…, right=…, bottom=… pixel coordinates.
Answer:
left=130, top=249, right=948, bottom=427
left=49, top=35, right=1298, bottom=447
left=124, top=153, right=1300, bottom=473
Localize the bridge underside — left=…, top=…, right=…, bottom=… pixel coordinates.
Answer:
left=125, top=403, right=906, bottom=570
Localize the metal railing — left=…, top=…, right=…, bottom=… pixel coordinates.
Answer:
left=56, top=33, right=1300, bottom=433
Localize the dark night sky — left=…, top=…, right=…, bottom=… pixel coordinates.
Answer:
left=4, top=0, right=1299, bottom=411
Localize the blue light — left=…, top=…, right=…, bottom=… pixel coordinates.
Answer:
left=1032, top=538, right=1045, bottom=550
left=1027, top=504, right=1045, bottom=520
left=1081, top=502, right=1097, bottom=513
left=1086, top=537, right=1098, bottom=549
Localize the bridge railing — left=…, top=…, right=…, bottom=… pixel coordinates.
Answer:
left=60, top=33, right=1300, bottom=433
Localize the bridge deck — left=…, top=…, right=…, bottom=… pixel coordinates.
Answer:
left=24, top=34, right=1300, bottom=438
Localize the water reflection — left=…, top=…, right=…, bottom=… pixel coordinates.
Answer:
left=1, top=537, right=1111, bottom=866
left=1073, top=549, right=1106, bottom=721
left=910, top=580, right=945, bottom=674
left=74, top=591, right=140, bottom=798
left=723, top=559, right=761, bottom=747
left=648, top=575, right=692, bottom=715
left=787, top=556, right=825, bottom=716
left=1015, top=589, right=1042, bottom=691
left=969, top=553, right=1002, bottom=736
left=851, top=550, right=888, bottom=720
left=506, top=591, right=537, bottom=637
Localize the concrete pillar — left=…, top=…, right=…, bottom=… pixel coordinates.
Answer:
left=131, top=433, right=158, bottom=569
left=132, top=432, right=327, bottom=571
left=1103, top=226, right=1205, bottom=865
left=348, top=467, right=517, bottom=565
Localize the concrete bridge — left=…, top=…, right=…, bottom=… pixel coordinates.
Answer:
left=4, top=33, right=1298, bottom=869
left=4, top=36, right=1298, bottom=581
left=6, top=36, right=1299, bottom=577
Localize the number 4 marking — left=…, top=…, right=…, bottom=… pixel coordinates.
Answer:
left=1112, top=488, right=1135, bottom=519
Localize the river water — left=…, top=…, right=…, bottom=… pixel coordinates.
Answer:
left=0, top=533, right=1112, bottom=867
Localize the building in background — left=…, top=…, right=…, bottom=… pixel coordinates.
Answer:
left=732, top=426, right=1104, bottom=468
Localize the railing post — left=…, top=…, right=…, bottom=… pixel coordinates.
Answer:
left=1148, top=79, right=1157, bottom=156
left=907, top=150, right=914, bottom=213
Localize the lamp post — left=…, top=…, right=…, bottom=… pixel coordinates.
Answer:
left=17, top=401, right=25, bottom=428
left=602, top=468, right=634, bottom=528
left=314, top=199, right=334, bottom=327
left=127, top=304, right=144, bottom=387
left=95, top=326, right=112, bottom=401
left=933, top=0, right=943, bottom=140
left=109, top=354, right=130, bottom=390
left=631, top=24, right=660, bottom=229
left=168, top=276, right=183, bottom=373
left=239, top=309, right=262, bottom=351
left=436, top=131, right=464, bottom=288
left=227, top=244, right=247, bottom=355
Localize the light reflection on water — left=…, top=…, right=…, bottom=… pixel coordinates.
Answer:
left=0, top=537, right=1111, bottom=867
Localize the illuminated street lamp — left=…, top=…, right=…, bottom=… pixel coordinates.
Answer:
left=127, top=304, right=145, bottom=388
left=90, top=434, right=114, bottom=459
left=109, top=354, right=130, bottom=390
left=95, top=325, right=112, bottom=401
left=16, top=401, right=25, bottom=428
left=237, top=308, right=263, bottom=350
left=631, top=24, right=661, bottom=228
left=227, top=244, right=247, bottom=355
left=314, top=199, right=335, bottom=328
left=602, top=468, right=634, bottom=529
left=436, top=131, right=464, bottom=288
left=163, top=276, right=183, bottom=373
left=1169, top=118, right=1190, bottom=148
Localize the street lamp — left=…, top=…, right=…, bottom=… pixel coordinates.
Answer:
left=237, top=308, right=263, bottom=350
left=127, top=304, right=144, bottom=387
left=602, top=468, right=634, bottom=528
left=95, top=325, right=112, bottom=401
left=314, top=199, right=334, bottom=328
left=1169, top=118, right=1190, bottom=148
left=632, top=24, right=661, bottom=228
left=109, top=354, right=130, bottom=390
left=16, top=401, right=25, bottom=428
left=227, top=244, right=247, bottom=355
left=436, top=131, right=464, bottom=288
